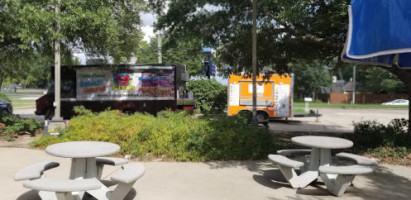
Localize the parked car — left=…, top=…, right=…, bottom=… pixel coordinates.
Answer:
left=0, top=98, right=12, bottom=114
left=381, top=99, right=409, bottom=106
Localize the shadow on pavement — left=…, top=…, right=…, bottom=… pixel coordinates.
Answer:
left=206, top=159, right=411, bottom=199
left=256, top=165, right=411, bottom=200
left=17, top=188, right=137, bottom=200
left=17, top=190, right=39, bottom=200
left=253, top=169, right=288, bottom=190
left=205, top=160, right=272, bottom=174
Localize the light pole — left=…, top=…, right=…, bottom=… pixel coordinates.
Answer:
left=251, top=0, right=258, bottom=125
left=157, top=32, right=162, bottom=63
left=54, top=0, right=61, bottom=120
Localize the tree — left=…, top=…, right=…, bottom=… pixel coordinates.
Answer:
left=365, top=67, right=406, bottom=94
left=187, top=79, right=227, bottom=113
left=291, top=60, right=332, bottom=100
left=0, top=0, right=146, bottom=87
left=148, top=0, right=348, bottom=74
left=136, top=38, right=204, bottom=75
left=150, top=0, right=411, bottom=132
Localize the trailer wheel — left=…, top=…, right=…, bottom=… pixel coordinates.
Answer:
left=256, top=111, right=269, bottom=126
left=238, top=110, right=252, bottom=123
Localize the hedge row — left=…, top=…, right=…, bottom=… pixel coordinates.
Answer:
left=32, top=108, right=276, bottom=161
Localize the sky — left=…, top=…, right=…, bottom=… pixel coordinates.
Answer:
left=140, top=12, right=157, bottom=42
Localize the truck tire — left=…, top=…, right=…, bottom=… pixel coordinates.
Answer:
left=1, top=109, right=8, bottom=115
left=123, top=109, right=135, bottom=115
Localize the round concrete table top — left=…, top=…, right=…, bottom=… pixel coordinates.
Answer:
left=46, top=141, right=120, bottom=158
left=291, top=136, right=353, bottom=149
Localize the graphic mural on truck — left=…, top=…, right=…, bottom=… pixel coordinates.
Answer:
left=76, top=66, right=175, bottom=100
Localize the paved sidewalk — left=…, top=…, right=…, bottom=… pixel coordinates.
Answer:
left=2, top=148, right=411, bottom=200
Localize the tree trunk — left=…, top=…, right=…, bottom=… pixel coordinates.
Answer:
left=408, top=90, right=411, bottom=134
left=0, top=75, right=4, bottom=91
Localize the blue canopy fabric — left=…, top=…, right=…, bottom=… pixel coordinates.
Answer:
left=342, top=0, right=411, bottom=68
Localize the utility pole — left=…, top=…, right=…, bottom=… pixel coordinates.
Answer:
left=352, top=65, right=356, bottom=104
left=251, top=0, right=258, bottom=125
left=54, top=0, right=61, bottom=120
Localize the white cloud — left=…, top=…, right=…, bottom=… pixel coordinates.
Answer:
left=73, top=52, right=86, bottom=64
left=140, top=12, right=156, bottom=26
left=140, top=12, right=157, bottom=42
left=142, top=25, right=155, bottom=42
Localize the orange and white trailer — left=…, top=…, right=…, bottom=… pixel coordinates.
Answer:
left=227, top=74, right=294, bottom=124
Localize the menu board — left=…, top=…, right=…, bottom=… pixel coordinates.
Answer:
left=76, top=66, right=175, bottom=100
left=229, top=83, right=240, bottom=106
left=274, top=84, right=290, bottom=116
left=248, top=84, right=264, bottom=96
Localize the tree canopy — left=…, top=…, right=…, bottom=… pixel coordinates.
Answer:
left=136, top=38, right=204, bottom=75
left=149, top=0, right=349, bottom=74
left=0, top=0, right=146, bottom=87
left=291, top=60, right=331, bottom=100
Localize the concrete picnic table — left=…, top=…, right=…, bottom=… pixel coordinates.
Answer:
left=291, top=136, right=353, bottom=187
left=46, top=141, right=120, bottom=179
left=45, top=141, right=120, bottom=199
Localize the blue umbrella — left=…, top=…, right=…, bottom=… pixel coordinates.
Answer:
left=342, top=0, right=411, bottom=68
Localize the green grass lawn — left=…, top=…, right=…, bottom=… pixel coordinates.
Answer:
left=293, top=108, right=306, bottom=114
left=294, top=102, right=408, bottom=109
left=10, top=97, right=35, bottom=108
left=4, top=91, right=44, bottom=95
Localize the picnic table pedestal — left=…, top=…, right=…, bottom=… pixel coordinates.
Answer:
left=291, top=136, right=353, bottom=186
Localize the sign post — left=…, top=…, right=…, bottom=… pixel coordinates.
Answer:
left=304, top=97, right=313, bottom=113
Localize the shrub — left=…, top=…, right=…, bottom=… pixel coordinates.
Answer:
left=187, top=79, right=227, bottom=114
left=0, top=113, right=42, bottom=141
left=346, top=118, right=411, bottom=159
left=0, top=92, right=11, bottom=102
left=31, top=109, right=276, bottom=161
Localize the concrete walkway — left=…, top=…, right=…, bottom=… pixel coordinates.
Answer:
left=3, top=147, right=411, bottom=200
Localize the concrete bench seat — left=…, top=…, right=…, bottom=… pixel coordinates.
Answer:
left=336, top=152, right=378, bottom=166
left=96, top=157, right=129, bottom=180
left=268, top=154, right=317, bottom=188
left=88, top=163, right=145, bottom=200
left=268, top=154, right=304, bottom=169
left=14, top=161, right=60, bottom=181
left=319, top=164, right=376, bottom=197
left=111, top=163, right=145, bottom=184
left=319, top=165, right=376, bottom=175
left=277, top=149, right=311, bottom=156
left=23, top=178, right=101, bottom=200
left=277, top=149, right=311, bottom=172
left=96, top=157, right=129, bottom=166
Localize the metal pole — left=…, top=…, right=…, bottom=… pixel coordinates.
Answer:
left=352, top=65, right=356, bottom=104
left=251, top=0, right=258, bottom=125
left=207, top=55, right=211, bottom=79
left=54, top=0, right=61, bottom=120
left=158, top=32, right=162, bottom=63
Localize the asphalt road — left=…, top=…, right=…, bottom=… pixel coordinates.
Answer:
left=269, top=108, right=408, bottom=134
left=13, top=107, right=45, bottom=123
